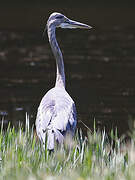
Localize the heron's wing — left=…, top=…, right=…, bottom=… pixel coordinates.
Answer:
left=36, top=98, right=55, bottom=142
left=51, top=97, right=77, bottom=133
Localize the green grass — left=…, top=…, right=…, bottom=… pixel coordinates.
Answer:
left=0, top=116, right=135, bottom=180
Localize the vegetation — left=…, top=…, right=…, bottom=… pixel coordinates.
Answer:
left=0, top=116, right=135, bottom=180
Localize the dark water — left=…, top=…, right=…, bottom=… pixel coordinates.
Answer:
left=0, top=27, right=135, bottom=136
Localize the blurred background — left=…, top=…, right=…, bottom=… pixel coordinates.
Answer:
left=0, top=0, right=135, bottom=136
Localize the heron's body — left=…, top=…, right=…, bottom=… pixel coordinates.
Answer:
left=36, top=12, right=92, bottom=150
left=36, top=86, right=77, bottom=149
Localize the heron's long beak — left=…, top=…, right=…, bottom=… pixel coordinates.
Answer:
left=60, top=19, right=92, bottom=29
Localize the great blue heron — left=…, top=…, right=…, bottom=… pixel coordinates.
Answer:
left=36, top=12, right=92, bottom=151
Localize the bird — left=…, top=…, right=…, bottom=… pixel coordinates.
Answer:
left=36, top=12, right=92, bottom=151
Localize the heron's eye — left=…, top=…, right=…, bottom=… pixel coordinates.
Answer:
left=56, top=15, right=63, bottom=19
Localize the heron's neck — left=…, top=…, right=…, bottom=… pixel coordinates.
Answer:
left=48, top=26, right=65, bottom=88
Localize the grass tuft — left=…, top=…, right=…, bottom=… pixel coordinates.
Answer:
left=0, top=117, right=135, bottom=180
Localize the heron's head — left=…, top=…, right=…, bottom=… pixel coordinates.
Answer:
left=46, top=12, right=92, bottom=31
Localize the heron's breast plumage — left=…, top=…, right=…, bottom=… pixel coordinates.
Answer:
left=36, top=87, right=77, bottom=142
